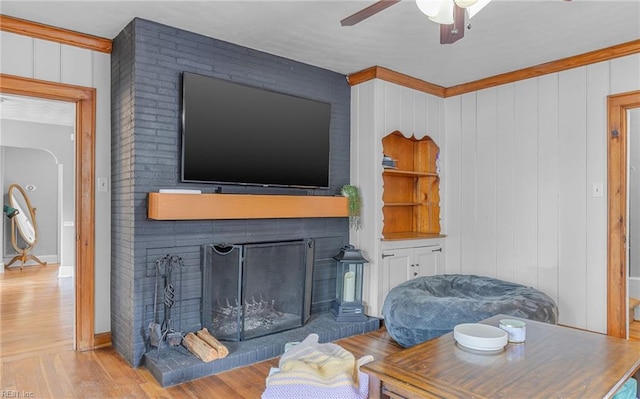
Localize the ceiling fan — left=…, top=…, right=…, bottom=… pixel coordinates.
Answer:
left=340, top=0, right=493, bottom=45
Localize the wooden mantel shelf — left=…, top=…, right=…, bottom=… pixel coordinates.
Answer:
left=147, top=192, right=349, bottom=220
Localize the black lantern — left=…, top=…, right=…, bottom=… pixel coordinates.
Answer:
left=330, top=245, right=369, bottom=322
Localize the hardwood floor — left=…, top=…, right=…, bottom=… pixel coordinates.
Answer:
left=630, top=320, right=640, bottom=342
left=7, top=265, right=635, bottom=398
left=1, top=265, right=403, bottom=398
left=0, top=265, right=74, bottom=361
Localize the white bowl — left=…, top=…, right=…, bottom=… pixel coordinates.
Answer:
left=454, top=323, right=508, bottom=351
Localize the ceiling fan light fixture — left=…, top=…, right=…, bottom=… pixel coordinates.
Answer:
left=427, top=0, right=455, bottom=25
left=416, top=0, right=446, bottom=17
left=454, top=0, right=478, bottom=8
left=466, top=0, right=492, bottom=18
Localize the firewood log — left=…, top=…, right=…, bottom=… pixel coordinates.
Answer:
left=183, top=332, right=218, bottom=362
left=196, top=327, right=229, bottom=358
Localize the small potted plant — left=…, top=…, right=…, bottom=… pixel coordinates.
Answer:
left=341, top=184, right=362, bottom=230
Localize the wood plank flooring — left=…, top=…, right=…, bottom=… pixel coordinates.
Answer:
left=0, top=265, right=74, bottom=361
left=4, top=265, right=638, bottom=398
left=630, top=320, right=640, bottom=341
left=1, top=265, right=403, bottom=398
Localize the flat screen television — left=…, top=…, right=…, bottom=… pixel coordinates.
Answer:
left=181, top=72, right=332, bottom=188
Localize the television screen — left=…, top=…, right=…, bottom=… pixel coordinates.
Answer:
left=181, top=72, right=332, bottom=188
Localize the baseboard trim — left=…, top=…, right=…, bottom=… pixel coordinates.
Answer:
left=58, top=266, right=74, bottom=278
left=94, top=332, right=111, bottom=349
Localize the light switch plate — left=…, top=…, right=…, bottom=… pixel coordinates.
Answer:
left=592, top=182, right=604, bottom=198
left=97, top=177, right=108, bottom=192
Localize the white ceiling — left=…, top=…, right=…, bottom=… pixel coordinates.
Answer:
left=0, top=94, right=75, bottom=127
left=1, top=0, right=639, bottom=88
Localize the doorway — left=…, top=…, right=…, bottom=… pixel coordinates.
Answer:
left=607, top=90, right=640, bottom=339
left=628, top=108, right=640, bottom=340
left=1, top=94, right=75, bottom=271
left=0, top=74, right=96, bottom=351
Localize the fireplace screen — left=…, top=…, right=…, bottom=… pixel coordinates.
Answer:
left=202, top=239, right=313, bottom=341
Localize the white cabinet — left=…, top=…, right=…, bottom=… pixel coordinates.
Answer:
left=411, top=246, right=440, bottom=278
left=381, top=248, right=413, bottom=297
left=379, top=244, right=442, bottom=314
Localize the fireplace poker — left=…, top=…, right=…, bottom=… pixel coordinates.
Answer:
left=148, top=258, right=163, bottom=348
left=162, top=254, right=184, bottom=346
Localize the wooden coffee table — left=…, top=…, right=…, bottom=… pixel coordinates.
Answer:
left=363, top=315, right=640, bottom=399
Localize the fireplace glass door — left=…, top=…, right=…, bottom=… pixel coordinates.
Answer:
left=202, top=239, right=313, bottom=341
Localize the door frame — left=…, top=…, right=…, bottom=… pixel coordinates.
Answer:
left=607, top=90, right=640, bottom=338
left=1, top=73, right=96, bottom=351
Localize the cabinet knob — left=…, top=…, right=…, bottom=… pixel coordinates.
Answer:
left=382, top=253, right=394, bottom=258
left=414, top=272, right=418, bottom=276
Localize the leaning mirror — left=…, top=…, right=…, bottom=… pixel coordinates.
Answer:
left=5, top=183, right=47, bottom=269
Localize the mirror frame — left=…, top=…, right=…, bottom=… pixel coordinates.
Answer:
left=8, top=183, right=38, bottom=247
left=5, top=183, right=47, bottom=268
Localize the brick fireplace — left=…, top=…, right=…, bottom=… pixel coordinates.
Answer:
left=110, top=16, right=373, bottom=383
left=142, top=238, right=379, bottom=387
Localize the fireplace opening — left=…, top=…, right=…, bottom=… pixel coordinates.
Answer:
left=202, top=239, right=314, bottom=341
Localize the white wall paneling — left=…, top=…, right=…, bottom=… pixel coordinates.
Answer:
left=536, top=74, right=560, bottom=306
left=92, top=50, right=112, bottom=333
left=413, top=92, right=427, bottom=138
left=475, top=88, right=498, bottom=278
left=383, top=82, right=400, bottom=133
left=440, top=54, right=640, bottom=333
left=351, top=80, right=445, bottom=317
left=495, top=84, right=516, bottom=283
left=0, top=31, right=111, bottom=333
left=460, top=93, right=477, bottom=275
left=610, top=55, right=640, bottom=94
left=0, top=32, right=33, bottom=76
left=513, top=79, right=539, bottom=288
left=34, top=39, right=60, bottom=82
left=61, top=44, right=93, bottom=86
left=399, top=86, right=414, bottom=134
left=443, top=95, right=462, bottom=274
left=557, top=67, right=588, bottom=328
left=585, top=61, right=610, bottom=333
left=351, top=80, right=381, bottom=316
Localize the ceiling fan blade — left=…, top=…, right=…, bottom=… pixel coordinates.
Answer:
left=440, top=4, right=465, bottom=44
left=340, top=0, right=401, bottom=26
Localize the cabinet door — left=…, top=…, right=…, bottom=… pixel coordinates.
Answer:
left=413, top=245, right=441, bottom=278
left=381, top=248, right=413, bottom=306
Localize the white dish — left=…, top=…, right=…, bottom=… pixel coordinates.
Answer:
left=454, top=323, right=508, bottom=352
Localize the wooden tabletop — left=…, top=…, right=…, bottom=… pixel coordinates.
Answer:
left=362, top=315, right=640, bottom=399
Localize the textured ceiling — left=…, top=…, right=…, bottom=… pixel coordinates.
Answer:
left=1, top=0, right=639, bottom=88
left=0, top=94, right=75, bottom=127
left=1, top=1, right=638, bottom=125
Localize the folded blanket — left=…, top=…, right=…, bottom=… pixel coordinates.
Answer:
left=262, top=333, right=374, bottom=399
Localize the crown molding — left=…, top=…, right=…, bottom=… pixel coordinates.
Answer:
left=348, top=66, right=447, bottom=97
left=0, top=15, right=112, bottom=53
left=348, top=39, right=640, bottom=98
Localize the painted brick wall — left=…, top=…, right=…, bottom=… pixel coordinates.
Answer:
left=111, top=18, right=351, bottom=367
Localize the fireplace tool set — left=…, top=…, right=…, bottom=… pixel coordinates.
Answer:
left=148, top=254, right=184, bottom=350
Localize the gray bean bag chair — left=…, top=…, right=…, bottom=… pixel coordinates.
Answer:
left=382, top=274, right=558, bottom=348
